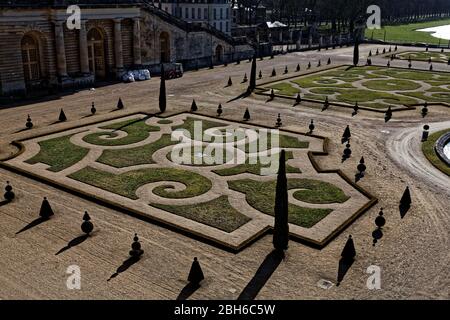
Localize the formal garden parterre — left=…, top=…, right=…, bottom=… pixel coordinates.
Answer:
left=257, top=65, right=450, bottom=111
left=3, top=113, right=374, bottom=250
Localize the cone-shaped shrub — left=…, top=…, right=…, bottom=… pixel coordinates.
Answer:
left=59, top=109, right=67, bottom=122
left=159, top=64, right=167, bottom=113
left=188, top=257, right=205, bottom=285
left=341, top=235, right=356, bottom=262
left=273, top=150, right=289, bottom=252
left=39, top=197, right=54, bottom=219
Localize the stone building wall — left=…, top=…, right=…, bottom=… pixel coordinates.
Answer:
left=0, top=4, right=253, bottom=96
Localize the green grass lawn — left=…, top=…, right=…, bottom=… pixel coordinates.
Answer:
left=97, top=134, right=177, bottom=168
left=83, top=118, right=160, bottom=146
left=26, top=135, right=89, bottom=172
left=264, top=66, right=450, bottom=110
left=151, top=196, right=251, bottom=233
left=69, top=166, right=212, bottom=199
left=172, top=117, right=225, bottom=141
left=228, top=178, right=349, bottom=228
left=422, top=129, right=450, bottom=176
left=213, top=151, right=301, bottom=176
left=396, top=51, right=450, bottom=64
left=167, top=145, right=235, bottom=166
left=365, top=19, right=450, bottom=45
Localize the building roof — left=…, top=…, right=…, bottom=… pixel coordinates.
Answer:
left=0, top=1, right=141, bottom=8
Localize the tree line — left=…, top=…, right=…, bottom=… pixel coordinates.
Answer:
left=233, top=0, right=450, bottom=30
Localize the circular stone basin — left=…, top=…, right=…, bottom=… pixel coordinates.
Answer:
left=444, top=142, right=450, bottom=160
left=435, top=132, right=450, bottom=166
left=363, top=79, right=421, bottom=91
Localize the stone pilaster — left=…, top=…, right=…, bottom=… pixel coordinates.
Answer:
left=79, top=20, right=90, bottom=74
left=113, top=18, right=124, bottom=74
left=54, top=21, right=68, bottom=77
left=133, top=18, right=142, bottom=66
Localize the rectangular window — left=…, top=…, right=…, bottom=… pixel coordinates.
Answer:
left=192, top=8, right=195, bottom=19
left=226, top=21, right=229, bottom=32
left=214, top=8, right=217, bottom=19
left=226, top=8, right=229, bottom=19
left=185, top=8, right=189, bottom=19
left=198, top=8, right=202, bottom=19
left=220, top=8, right=223, bottom=19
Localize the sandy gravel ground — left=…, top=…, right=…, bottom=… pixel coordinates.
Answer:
left=0, top=45, right=448, bottom=300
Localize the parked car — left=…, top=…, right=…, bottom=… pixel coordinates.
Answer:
left=162, top=63, right=183, bottom=79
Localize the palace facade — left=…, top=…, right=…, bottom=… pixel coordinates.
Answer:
left=0, top=0, right=252, bottom=96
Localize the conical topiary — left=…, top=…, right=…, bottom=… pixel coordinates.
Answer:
left=81, top=211, right=94, bottom=235
left=26, top=115, right=33, bottom=129
left=327, top=57, right=331, bottom=65
left=271, top=68, right=276, bottom=77
left=243, top=108, right=250, bottom=121
left=341, top=235, right=356, bottom=262
left=117, top=98, right=124, bottom=110
left=296, top=64, right=300, bottom=72
left=159, top=64, right=167, bottom=113
left=284, top=66, right=288, bottom=74
left=322, top=96, right=329, bottom=111
left=385, top=106, right=392, bottom=122
left=400, top=186, right=411, bottom=209
left=387, top=60, right=390, bottom=67
left=259, top=70, right=262, bottom=79
left=247, top=55, right=257, bottom=93
left=91, top=102, right=96, bottom=115
left=190, top=99, right=198, bottom=112
left=273, top=150, right=289, bottom=252
left=242, top=73, right=248, bottom=83
left=59, top=109, right=67, bottom=122
left=353, top=37, right=359, bottom=66
left=188, top=257, right=204, bottom=285
left=429, top=64, right=433, bottom=71
left=270, top=89, right=275, bottom=100
left=307, top=61, right=311, bottom=69
left=369, top=50, right=372, bottom=57
left=317, top=60, right=321, bottom=67
left=342, top=125, right=351, bottom=143
left=129, top=233, right=144, bottom=257
left=39, top=197, right=54, bottom=219
left=216, top=104, right=223, bottom=117
left=4, top=181, right=15, bottom=201
left=353, top=102, right=359, bottom=115
left=227, top=76, right=232, bottom=86
left=295, top=93, right=301, bottom=105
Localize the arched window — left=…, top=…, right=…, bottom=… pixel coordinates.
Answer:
left=21, top=35, right=41, bottom=82
left=215, top=44, right=223, bottom=63
left=87, top=28, right=106, bottom=79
